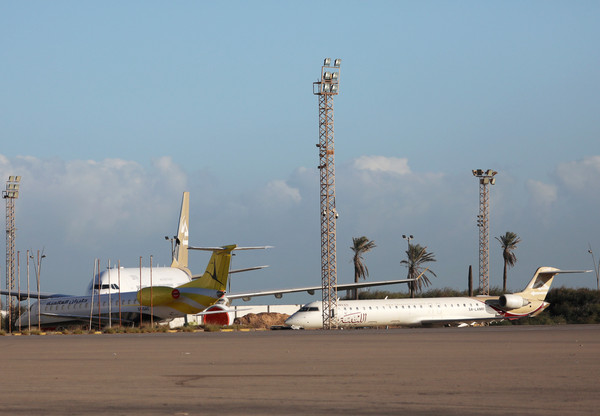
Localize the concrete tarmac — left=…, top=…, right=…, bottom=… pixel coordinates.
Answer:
left=1, top=325, right=599, bottom=415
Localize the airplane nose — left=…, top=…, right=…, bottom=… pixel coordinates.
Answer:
left=285, top=314, right=303, bottom=326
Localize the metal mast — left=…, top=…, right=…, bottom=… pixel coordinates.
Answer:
left=472, top=169, right=497, bottom=296
left=313, top=58, right=341, bottom=329
left=3, top=176, right=21, bottom=327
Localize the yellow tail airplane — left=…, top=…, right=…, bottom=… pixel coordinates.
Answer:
left=12, top=244, right=236, bottom=328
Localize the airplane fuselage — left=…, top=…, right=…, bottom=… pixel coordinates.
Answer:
left=16, top=286, right=223, bottom=329
left=14, top=266, right=194, bottom=328
left=90, top=267, right=191, bottom=295
left=285, top=296, right=548, bottom=329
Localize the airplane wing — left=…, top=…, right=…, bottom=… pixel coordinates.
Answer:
left=227, top=278, right=416, bottom=301
left=39, top=312, right=138, bottom=325
left=40, top=312, right=139, bottom=324
left=192, top=307, right=254, bottom=316
left=0, top=290, right=73, bottom=301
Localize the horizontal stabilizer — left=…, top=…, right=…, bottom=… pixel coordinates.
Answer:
left=230, top=265, right=269, bottom=274
left=192, top=265, right=269, bottom=280
left=189, top=246, right=273, bottom=251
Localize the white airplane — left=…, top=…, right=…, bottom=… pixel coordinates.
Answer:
left=3, top=192, right=415, bottom=329
left=285, top=267, right=590, bottom=329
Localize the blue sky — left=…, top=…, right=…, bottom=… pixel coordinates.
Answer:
left=1, top=2, right=599, bottom=302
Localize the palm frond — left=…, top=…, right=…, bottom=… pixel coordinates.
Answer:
left=401, top=242, right=437, bottom=295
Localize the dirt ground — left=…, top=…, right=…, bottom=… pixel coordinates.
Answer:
left=1, top=325, right=599, bottom=415
left=234, top=312, right=289, bottom=328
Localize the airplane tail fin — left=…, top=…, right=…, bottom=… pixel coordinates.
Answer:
left=517, top=267, right=589, bottom=301
left=171, top=192, right=190, bottom=272
left=180, top=244, right=236, bottom=292
left=138, top=245, right=236, bottom=312
left=496, top=267, right=589, bottom=314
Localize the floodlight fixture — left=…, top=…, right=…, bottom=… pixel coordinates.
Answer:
left=332, top=72, right=339, bottom=80
left=402, top=234, right=414, bottom=250
left=324, top=58, right=331, bottom=66
left=334, top=59, right=341, bottom=67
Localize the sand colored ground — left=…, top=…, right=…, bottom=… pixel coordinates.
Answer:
left=234, top=312, right=289, bottom=328
left=1, top=325, right=599, bottom=415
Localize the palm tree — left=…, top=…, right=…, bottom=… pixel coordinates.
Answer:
left=496, top=231, right=521, bottom=292
left=350, top=236, right=376, bottom=300
left=400, top=243, right=437, bottom=297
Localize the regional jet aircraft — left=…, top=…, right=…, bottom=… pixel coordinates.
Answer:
left=3, top=192, right=414, bottom=328
left=285, top=267, right=589, bottom=329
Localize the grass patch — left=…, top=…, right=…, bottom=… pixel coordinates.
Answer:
left=201, top=324, right=222, bottom=332
left=178, top=324, right=201, bottom=332
left=19, top=329, right=44, bottom=336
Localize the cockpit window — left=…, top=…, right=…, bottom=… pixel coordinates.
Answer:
left=93, top=284, right=120, bottom=290
left=299, top=306, right=319, bottom=312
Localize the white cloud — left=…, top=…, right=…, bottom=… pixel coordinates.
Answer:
left=0, top=155, right=187, bottom=246
left=264, top=180, right=301, bottom=204
left=1, top=153, right=597, bottom=296
left=526, top=179, right=558, bottom=207
left=556, top=156, right=600, bottom=195
left=353, top=156, right=411, bottom=175
left=152, top=156, right=188, bottom=191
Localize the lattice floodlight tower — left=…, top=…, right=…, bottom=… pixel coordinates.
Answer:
left=472, top=169, right=497, bottom=296
left=313, top=58, right=341, bottom=329
left=3, top=176, right=21, bottom=321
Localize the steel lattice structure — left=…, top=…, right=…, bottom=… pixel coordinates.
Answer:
left=3, top=176, right=20, bottom=329
left=472, top=169, right=497, bottom=296
left=313, top=58, right=341, bottom=329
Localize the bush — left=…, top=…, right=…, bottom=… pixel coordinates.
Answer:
left=542, top=287, right=600, bottom=324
